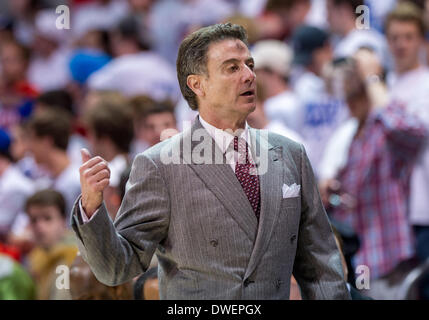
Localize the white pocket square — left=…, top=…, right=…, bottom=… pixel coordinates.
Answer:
left=282, top=183, right=301, bottom=198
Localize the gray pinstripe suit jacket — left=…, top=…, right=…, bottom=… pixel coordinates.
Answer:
left=71, top=118, right=351, bottom=300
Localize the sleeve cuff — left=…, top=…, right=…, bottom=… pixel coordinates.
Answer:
left=78, top=199, right=98, bottom=223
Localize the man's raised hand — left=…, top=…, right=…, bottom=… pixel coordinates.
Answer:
left=79, top=148, right=110, bottom=218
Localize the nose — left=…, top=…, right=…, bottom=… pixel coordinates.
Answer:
left=243, top=64, right=255, bottom=84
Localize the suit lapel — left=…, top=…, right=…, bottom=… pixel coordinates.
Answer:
left=244, top=128, right=284, bottom=279
left=182, top=119, right=258, bottom=241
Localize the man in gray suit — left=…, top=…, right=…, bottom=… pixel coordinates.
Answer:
left=72, top=23, right=351, bottom=299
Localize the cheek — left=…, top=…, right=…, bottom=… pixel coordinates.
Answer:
left=40, top=221, right=62, bottom=238
left=167, top=120, right=176, bottom=129
left=208, top=80, right=233, bottom=99
left=31, top=223, right=46, bottom=238
left=410, top=39, right=422, bottom=50
left=136, top=126, right=146, bottom=140
left=28, top=143, right=42, bottom=158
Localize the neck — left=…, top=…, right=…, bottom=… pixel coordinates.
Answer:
left=98, top=142, right=123, bottom=162
left=116, top=43, right=140, bottom=57
left=199, top=107, right=247, bottom=131
left=341, top=18, right=355, bottom=37
left=46, top=150, right=70, bottom=177
left=352, top=99, right=371, bottom=138
left=396, top=60, right=421, bottom=75
left=247, top=103, right=268, bottom=129
left=307, top=64, right=321, bottom=77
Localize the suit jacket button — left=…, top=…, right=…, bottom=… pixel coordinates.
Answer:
left=244, top=279, right=254, bottom=287
left=290, top=235, right=296, bottom=242
left=210, top=239, right=218, bottom=247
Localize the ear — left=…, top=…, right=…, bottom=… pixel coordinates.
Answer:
left=187, top=74, right=205, bottom=98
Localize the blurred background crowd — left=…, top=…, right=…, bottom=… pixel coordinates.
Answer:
left=0, top=0, right=429, bottom=300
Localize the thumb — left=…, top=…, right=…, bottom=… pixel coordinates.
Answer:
left=81, top=148, right=91, bottom=163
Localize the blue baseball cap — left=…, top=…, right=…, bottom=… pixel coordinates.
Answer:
left=292, top=25, right=330, bottom=66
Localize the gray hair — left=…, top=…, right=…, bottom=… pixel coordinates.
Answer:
left=176, top=23, right=249, bottom=110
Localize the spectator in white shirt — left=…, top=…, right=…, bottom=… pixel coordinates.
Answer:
left=291, top=25, right=349, bottom=177
left=385, top=2, right=429, bottom=299
left=26, top=110, right=81, bottom=219
left=251, top=39, right=303, bottom=135
left=87, top=40, right=180, bottom=103
left=0, top=128, right=34, bottom=240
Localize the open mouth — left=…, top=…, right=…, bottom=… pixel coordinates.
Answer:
left=240, top=89, right=255, bottom=97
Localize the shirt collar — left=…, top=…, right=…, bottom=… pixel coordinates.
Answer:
left=198, top=115, right=251, bottom=154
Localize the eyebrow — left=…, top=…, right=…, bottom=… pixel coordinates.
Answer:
left=221, top=57, right=254, bottom=67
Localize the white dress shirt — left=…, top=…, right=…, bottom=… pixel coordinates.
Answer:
left=198, top=115, right=254, bottom=172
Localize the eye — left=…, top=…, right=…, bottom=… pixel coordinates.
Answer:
left=229, top=65, right=239, bottom=72
left=247, top=63, right=255, bottom=70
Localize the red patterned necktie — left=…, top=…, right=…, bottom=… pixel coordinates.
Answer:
left=233, top=136, right=261, bottom=220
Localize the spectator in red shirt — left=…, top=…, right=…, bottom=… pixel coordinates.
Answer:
left=321, top=49, right=427, bottom=299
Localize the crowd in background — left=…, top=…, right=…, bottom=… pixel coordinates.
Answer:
left=0, top=0, right=429, bottom=300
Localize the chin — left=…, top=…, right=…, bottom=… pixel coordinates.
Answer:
left=239, top=101, right=256, bottom=112
left=246, top=103, right=257, bottom=114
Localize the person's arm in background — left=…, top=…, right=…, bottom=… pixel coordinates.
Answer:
left=377, top=103, right=427, bottom=168
left=354, top=49, right=390, bottom=110
left=71, top=149, right=170, bottom=286
left=292, top=145, right=351, bottom=300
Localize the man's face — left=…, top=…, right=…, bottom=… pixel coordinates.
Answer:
left=254, top=68, right=276, bottom=97
left=0, top=43, right=27, bottom=83
left=85, top=129, right=113, bottom=160
left=198, top=39, right=257, bottom=118
left=312, top=44, right=333, bottom=76
left=138, top=112, right=177, bottom=147
left=27, top=205, right=66, bottom=249
left=27, top=131, right=50, bottom=165
left=287, top=0, right=311, bottom=31
left=342, top=62, right=370, bottom=120
left=255, top=67, right=276, bottom=84
left=10, top=125, right=29, bottom=161
left=387, top=20, right=423, bottom=72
